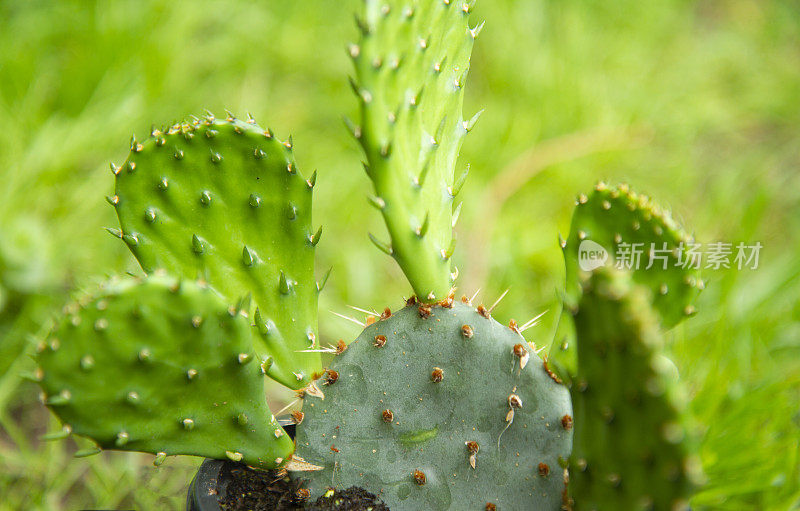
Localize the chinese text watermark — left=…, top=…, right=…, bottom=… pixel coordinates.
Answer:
left=578, top=240, right=761, bottom=272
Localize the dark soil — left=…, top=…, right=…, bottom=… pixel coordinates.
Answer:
left=219, top=463, right=390, bottom=511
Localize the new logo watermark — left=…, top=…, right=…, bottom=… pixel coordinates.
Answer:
left=578, top=240, right=609, bottom=271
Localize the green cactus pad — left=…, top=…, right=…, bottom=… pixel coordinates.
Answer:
left=568, top=269, right=699, bottom=510
left=35, top=273, right=295, bottom=469
left=293, top=301, right=573, bottom=510
left=111, top=113, right=319, bottom=388
left=563, top=183, right=702, bottom=328
left=351, top=0, right=478, bottom=301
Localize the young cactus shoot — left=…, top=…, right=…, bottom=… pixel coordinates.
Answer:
left=350, top=0, right=481, bottom=301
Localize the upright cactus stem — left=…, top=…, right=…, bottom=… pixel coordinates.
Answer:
left=568, top=269, right=700, bottom=509
left=352, top=0, right=479, bottom=301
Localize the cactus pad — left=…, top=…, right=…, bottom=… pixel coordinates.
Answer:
left=563, top=183, right=702, bottom=328
left=110, top=114, right=319, bottom=388
left=293, top=300, right=573, bottom=510
left=351, top=0, right=478, bottom=300
left=568, top=269, right=699, bottom=509
left=35, top=274, right=295, bottom=469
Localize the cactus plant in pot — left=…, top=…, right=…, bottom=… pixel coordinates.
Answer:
left=33, top=0, right=704, bottom=509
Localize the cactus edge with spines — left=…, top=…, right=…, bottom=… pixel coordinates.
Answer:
left=111, top=113, right=321, bottom=389
left=351, top=0, right=480, bottom=302
left=35, top=273, right=295, bottom=469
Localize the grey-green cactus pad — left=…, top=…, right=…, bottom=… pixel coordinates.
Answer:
left=294, top=301, right=572, bottom=510
left=36, top=274, right=295, bottom=469
left=111, top=114, right=319, bottom=389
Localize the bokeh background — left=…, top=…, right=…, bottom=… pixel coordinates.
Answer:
left=1, top=0, right=798, bottom=509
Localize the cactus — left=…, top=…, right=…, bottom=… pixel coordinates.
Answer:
left=552, top=182, right=704, bottom=381
left=562, top=183, right=702, bottom=328
left=30, top=1, right=712, bottom=509
left=294, top=300, right=573, bottom=510
left=350, top=0, right=480, bottom=301
left=557, top=185, right=703, bottom=508
left=111, top=114, right=320, bottom=389
left=35, top=273, right=294, bottom=469
left=292, top=3, right=574, bottom=508
left=566, top=268, right=700, bottom=510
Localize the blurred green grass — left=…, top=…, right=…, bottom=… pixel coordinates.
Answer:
left=0, top=0, right=797, bottom=509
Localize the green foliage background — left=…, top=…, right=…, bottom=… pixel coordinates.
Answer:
left=0, top=0, right=797, bottom=509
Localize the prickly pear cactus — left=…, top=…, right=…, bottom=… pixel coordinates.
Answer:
left=109, top=113, right=320, bottom=389
left=350, top=0, right=481, bottom=301
left=568, top=269, right=700, bottom=510
left=29, top=0, right=711, bottom=507
left=553, top=183, right=703, bottom=380
left=563, top=183, right=702, bottom=327
left=35, top=273, right=294, bottom=469
left=294, top=300, right=573, bottom=510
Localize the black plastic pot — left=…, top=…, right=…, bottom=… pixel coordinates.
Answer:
left=186, top=420, right=296, bottom=511
left=186, top=458, right=227, bottom=511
